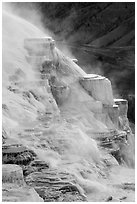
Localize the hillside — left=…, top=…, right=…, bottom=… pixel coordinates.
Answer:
left=39, top=2, right=135, bottom=123
left=2, top=3, right=135, bottom=202
left=15, top=2, right=134, bottom=123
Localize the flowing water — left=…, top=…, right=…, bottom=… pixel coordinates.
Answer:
left=2, top=9, right=135, bottom=202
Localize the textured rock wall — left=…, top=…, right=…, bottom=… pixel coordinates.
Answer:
left=79, top=74, right=114, bottom=106
left=2, top=10, right=134, bottom=202
left=2, top=164, right=43, bottom=202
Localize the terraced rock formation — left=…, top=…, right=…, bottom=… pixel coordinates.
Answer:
left=2, top=164, right=43, bottom=202
left=2, top=8, right=135, bottom=202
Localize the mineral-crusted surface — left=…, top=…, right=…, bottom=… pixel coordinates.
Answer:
left=2, top=164, right=43, bottom=202
left=25, top=168, right=86, bottom=201
left=2, top=144, right=36, bottom=165
left=2, top=9, right=135, bottom=202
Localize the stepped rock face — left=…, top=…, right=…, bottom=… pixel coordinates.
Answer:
left=114, top=99, right=128, bottom=117
left=2, top=9, right=134, bottom=202
left=109, top=105, right=119, bottom=128
left=2, top=164, right=25, bottom=185
left=79, top=74, right=114, bottom=106
left=2, top=164, right=43, bottom=201
left=2, top=144, right=36, bottom=165
left=25, top=169, right=86, bottom=201
left=114, top=99, right=130, bottom=131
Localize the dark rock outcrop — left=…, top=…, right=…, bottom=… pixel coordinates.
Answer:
left=2, top=144, right=36, bottom=165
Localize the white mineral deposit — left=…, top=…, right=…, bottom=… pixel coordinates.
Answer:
left=2, top=2, right=135, bottom=202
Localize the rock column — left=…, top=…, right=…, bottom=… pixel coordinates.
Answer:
left=79, top=74, right=114, bottom=106
left=114, top=99, right=129, bottom=131
left=24, top=37, right=59, bottom=117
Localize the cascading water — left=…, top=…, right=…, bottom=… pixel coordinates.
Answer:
left=2, top=8, right=135, bottom=202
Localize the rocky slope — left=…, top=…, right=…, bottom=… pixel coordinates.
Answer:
left=2, top=8, right=135, bottom=202
left=7, top=2, right=135, bottom=123
left=40, top=2, right=135, bottom=124
left=21, top=2, right=134, bottom=123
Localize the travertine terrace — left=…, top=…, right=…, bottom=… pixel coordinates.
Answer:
left=2, top=10, right=135, bottom=202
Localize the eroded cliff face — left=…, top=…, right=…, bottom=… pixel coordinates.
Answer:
left=2, top=10, right=135, bottom=202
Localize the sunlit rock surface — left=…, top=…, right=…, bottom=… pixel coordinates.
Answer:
left=3, top=164, right=25, bottom=185
left=79, top=74, right=114, bottom=105
left=2, top=164, right=43, bottom=202
left=2, top=9, right=135, bottom=202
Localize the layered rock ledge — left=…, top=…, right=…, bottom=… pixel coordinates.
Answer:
left=2, top=10, right=134, bottom=202
left=2, top=164, right=43, bottom=202
left=79, top=74, right=114, bottom=105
